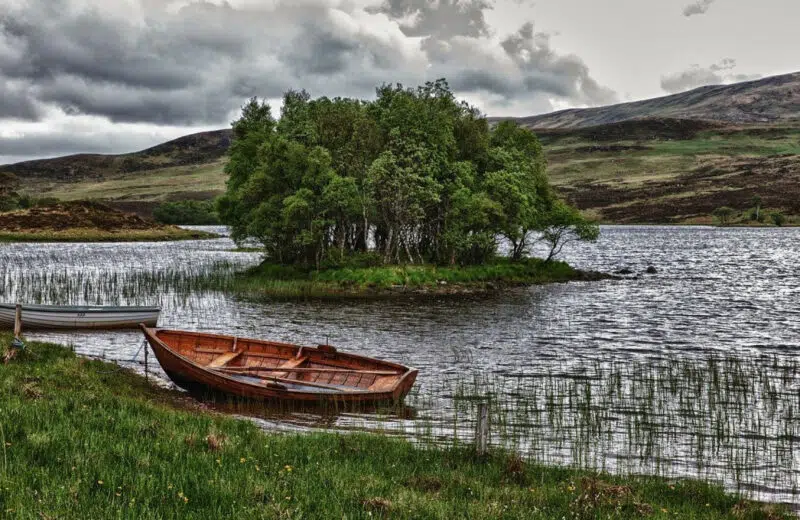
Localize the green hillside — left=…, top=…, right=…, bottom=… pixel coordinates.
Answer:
left=541, top=121, right=800, bottom=224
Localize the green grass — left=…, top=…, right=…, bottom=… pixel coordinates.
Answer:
left=228, top=258, right=598, bottom=299
left=0, top=334, right=791, bottom=519
left=0, top=227, right=217, bottom=243
left=542, top=125, right=800, bottom=223
left=645, top=133, right=800, bottom=157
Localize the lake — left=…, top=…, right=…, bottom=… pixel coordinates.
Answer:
left=1, top=225, right=798, bottom=507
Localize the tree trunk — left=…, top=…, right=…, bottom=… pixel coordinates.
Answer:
left=384, top=227, right=394, bottom=264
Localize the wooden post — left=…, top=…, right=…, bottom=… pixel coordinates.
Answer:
left=475, top=402, right=489, bottom=455
left=144, top=342, right=149, bottom=381
left=13, top=304, right=22, bottom=338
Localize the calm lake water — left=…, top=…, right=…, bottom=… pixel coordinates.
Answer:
left=1, top=225, right=798, bottom=507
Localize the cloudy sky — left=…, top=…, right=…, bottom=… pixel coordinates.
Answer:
left=1, top=0, right=798, bottom=164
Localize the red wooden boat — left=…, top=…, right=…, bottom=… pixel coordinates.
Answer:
left=140, top=326, right=418, bottom=405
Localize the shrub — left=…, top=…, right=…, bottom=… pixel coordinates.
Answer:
left=153, top=200, right=220, bottom=225
left=0, top=192, right=41, bottom=212
left=770, top=211, right=787, bottom=227
left=712, top=206, right=735, bottom=226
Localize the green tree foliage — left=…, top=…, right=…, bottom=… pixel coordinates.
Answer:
left=0, top=190, right=47, bottom=213
left=539, top=200, right=601, bottom=262
left=770, top=211, right=786, bottom=227
left=712, top=206, right=736, bottom=226
left=219, top=81, right=598, bottom=266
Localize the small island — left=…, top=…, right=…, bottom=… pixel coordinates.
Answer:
left=0, top=200, right=216, bottom=242
left=220, top=81, right=601, bottom=297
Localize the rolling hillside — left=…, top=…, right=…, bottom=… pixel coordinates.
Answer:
left=540, top=120, right=800, bottom=223
left=0, top=130, right=232, bottom=215
left=2, top=73, right=799, bottom=223
left=496, top=72, right=800, bottom=130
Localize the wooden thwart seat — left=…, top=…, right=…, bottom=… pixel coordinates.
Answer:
left=207, top=351, right=242, bottom=368
left=272, top=356, right=308, bottom=378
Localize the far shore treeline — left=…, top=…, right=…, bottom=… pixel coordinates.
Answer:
left=218, top=80, right=598, bottom=268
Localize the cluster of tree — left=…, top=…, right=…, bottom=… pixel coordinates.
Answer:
left=153, top=200, right=220, bottom=225
left=713, top=195, right=787, bottom=227
left=0, top=192, right=59, bottom=213
left=218, top=80, right=598, bottom=267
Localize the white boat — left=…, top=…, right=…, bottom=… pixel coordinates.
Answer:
left=0, top=304, right=160, bottom=330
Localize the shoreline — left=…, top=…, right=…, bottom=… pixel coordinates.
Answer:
left=592, top=221, right=799, bottom=228
left=226, top=260, right=620, bottom=300
left=0, top=333, right=790, bottom=519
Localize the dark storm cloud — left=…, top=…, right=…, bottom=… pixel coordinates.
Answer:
left=683, top=0, right=716, bottom=17
left=287, top=32, right=358, bottom=76
left=419, top=22, right=616, bottom=111
left=369, top=0, right=493, bottom=39
left=661, top=59, right=761, bottom=93
left=0, top=0, right=405, bottom=126
left=0, top=80, right=41, bottom=120
left=500, top=23, right=616, bottom=104
left=0, top=0, right=613, bottom=135
left=0, top=131, right=157, bottom=158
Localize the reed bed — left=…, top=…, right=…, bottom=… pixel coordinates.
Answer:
left=168, top=353, right=800, bottom=508
left=408, top=355, right=800, bottom=506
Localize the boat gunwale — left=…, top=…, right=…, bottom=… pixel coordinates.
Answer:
left=0, top=303, right=161, bottom=313
left=149, top=327, right=413, bottom=373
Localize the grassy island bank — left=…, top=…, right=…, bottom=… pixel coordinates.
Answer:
left=229, top=258, right=612, bottom=299
left=0, top=334, right=790, bottom=519
left=0, top=201, right=217, bottom=242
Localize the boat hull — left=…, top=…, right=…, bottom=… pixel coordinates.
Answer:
left=142, top=327, right=418, bottom=406
left=0, top=304, right=159, bottom=330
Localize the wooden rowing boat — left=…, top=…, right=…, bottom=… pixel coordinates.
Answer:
left=140, top=326, right=418, bottom=405
left=0, top=303, right=160, bottom=330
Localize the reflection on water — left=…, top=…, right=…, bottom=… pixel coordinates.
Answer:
left=1, top=225, right=798, bottom=507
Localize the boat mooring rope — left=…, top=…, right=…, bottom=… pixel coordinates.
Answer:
left=81, top=339, right=151, bottom=375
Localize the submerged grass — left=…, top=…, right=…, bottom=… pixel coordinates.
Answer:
left=0, top=227, right=217, bottom=243
left=229, top=258, right=600, bottom=299
left=0, top=333, right=791, bottom=519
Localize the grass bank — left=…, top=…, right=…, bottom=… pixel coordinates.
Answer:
left=229, top=258, right=612, bottom=299
left=0, top=334, right=790, bottom=519
left=0, top=227, right=217, bottom=243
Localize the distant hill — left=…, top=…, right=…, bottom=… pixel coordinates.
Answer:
left=495, top=72, right=800, bottom=130
left=2, top=72, right=799, bottom=224
left=1, top=130, right=231, bottom=182
left=0, top=130, right=232, bottom=216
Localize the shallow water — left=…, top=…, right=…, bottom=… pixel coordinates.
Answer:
left=1, top=225, right=798, bottom=507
